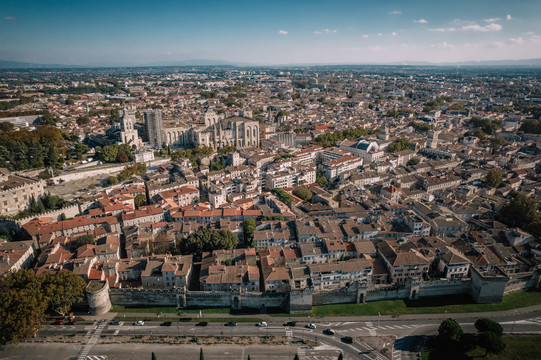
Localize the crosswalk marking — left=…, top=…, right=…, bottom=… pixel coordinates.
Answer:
left=297, top=347, right=306, bottom=360
left=77, top=321, right=107, bottom=360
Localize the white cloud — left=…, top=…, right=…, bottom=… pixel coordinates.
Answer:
left=278, top=30, right=288, bottom=35
left=429, top=27, right=456, bottom=32
left=377, top=32, right=383, bottom=36
left=369, top=45, right=385, bottom=52
left=484, top=18, right=500, bottom=23
left=413, top=19, right=428, bottom=24
left=388, top=10, right=402, bottom=15
left=507, top=14, right=512, bottom=21
left=314, top=29, right=337, bottom=35
left=4, top=16, right=15, bottom=21
left=392, top=32, right=397, bottom=36
left=461, top=23, right=502, bottom=32
left=361, top=34, right=369, bottom=39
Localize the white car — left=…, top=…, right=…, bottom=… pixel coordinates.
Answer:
left=306, top=323, right=316, bottom=329
left=257, top=322, right=268, bottom=327
left=133, top=321, right=145, bottom=326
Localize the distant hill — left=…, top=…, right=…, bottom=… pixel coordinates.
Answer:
left=1, top=57, right=541, bottom=69
left=0, top=59, right=81, bottom=69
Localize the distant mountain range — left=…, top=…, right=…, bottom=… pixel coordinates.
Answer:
left=2, top=58, right=541, bottom=69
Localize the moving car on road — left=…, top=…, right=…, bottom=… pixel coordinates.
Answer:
left=305, top=323, right=316, bottom=329
left=284, top=321, right=297, bottom=327
left=323, top=328, right=335, bottom=335
left=196, top=322, right=208, bottom=326
left=133, top=321, right=145, bottom=326
left=225, top=321, right=237, bottom=326
left=257, top=322, right=268, bottom=327
left=53, top=320, right=64, bottom=325
left=342, top=336, right=354, bottom=344
left=161, top=321, right=172, bottom=326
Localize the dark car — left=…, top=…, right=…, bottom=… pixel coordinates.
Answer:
left=161, top=321, right=172, bottom=326
left=53, top=320, right=64, bottom=325
left=110, top=320, right=121, bottom=325
left=286, top=321, right=297, bottom=327
left=225, top=321, right=237, bottom=326
left=342, top=336, right=354, bottom=344
left=196, top=322, right=208, bottom=326
left=323, top=328, right=335, bottom=335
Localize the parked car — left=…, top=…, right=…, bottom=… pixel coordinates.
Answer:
left=133, top=321, right=145, bottom=326
left=53, top=320, right=64, bottom=325
left=67, top=320, right=76, bottom=325
left=225, top=321, right=237, bottom=326
left=161, top=321, right=172, bottom=326
left=305, top=323, right=316, bottom=329
left=257, top=322, right=268, bottom=327
left=196, top=322, right=208, bottom=326
left=342, top=336, right=354, bottom=344
left=323, top=328, right=335, bottom=335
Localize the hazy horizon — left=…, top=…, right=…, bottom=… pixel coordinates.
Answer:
left=2, top=0, right=541, bottom=66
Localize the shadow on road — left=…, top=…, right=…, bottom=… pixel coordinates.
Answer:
left=394, top=335, right=426, bottom=352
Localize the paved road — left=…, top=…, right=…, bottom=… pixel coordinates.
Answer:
left=25, top=312, right=541, bottom=360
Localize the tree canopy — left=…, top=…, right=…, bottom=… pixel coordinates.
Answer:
left=387, top=138, right=412, bottom=153
left=272, top=188, right=291, bottom=206
left=485, top=170, right=503, bottom=188
left=292, top=187, right=312, bottom=201
left=313, top=126, right=371, bottom=148
left=177, top=227, right=238, bottom=261
left=474, top=318, right=503, bottom=337
left=0, top=269, right=86, bottom=344
left=242, top=218, right=256, bottom=248
left=438, top=319, right=463, bottom=346
left=499, top=192, right=540, bottom=228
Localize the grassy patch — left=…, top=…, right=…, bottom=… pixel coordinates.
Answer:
left=112, top=316, right=262, bottom=323
left=466, top=336, right=541, bottom=360
left=311, top=289, right=541, bottom=317
left=110, top=305, right=229, bottom=314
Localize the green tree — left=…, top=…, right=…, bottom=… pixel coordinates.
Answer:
left=0, top=269, right=47, bottom=344
left=272, top=188, right=291, bottom=206
left=106, top=176, right=118, bottom=186
left=292, top=187, right=312, bottom=201
left=406, top=157, right=420, bottom=166
left=0, top=121, right=14, bottom=131
left=242, top=218, right=256, bottom=248
left=41, top=110, right=56, bottom=125
left=485, top=170, right=503, bottom=188
left=134, top=194, right=147, bottom=209
left=74, top=234, right=95, bottom=249
left=478, top=331, right=506, bottom=357
left=474, top=318, right=503, bottom=337
left=499, top=192, right=540, bottom=227
left=438, top=319, right=463, bottom=346
left=473, top=129, right=486, bottom=141
left=41, top=271, right=86, bottom=316
left=177, top=228, right=238, bottom=261
left=387, top=138, right=412, bottom=153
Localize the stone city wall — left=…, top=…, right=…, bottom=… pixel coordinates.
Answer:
left=110, top=288, right=177, bottom=306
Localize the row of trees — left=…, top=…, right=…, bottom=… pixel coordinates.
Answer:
left=313, top=126, right=373, bottom=148
left=0, top=269, right=86, bottom=344
left=272, top=188, right=292, bottom=206
left=96, top=144, right=135, bottom=163
left=170, top=146, right=214, bottom=166
left=427, top=318, right=505, bottom=359
left=0, top=126, right=69, bottom=171
left=13, top=193, right=68, bottom=220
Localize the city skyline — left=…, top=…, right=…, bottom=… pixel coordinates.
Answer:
left=1, top=0, right=541, bottom=66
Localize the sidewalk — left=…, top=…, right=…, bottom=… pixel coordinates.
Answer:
left=89, top=304, right=541, bottom=323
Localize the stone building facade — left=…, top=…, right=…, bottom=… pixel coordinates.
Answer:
left=0, top=168, right=45, bottom=216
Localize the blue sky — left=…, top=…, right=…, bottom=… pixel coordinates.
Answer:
left=1, top=0, right=541, bottom=65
